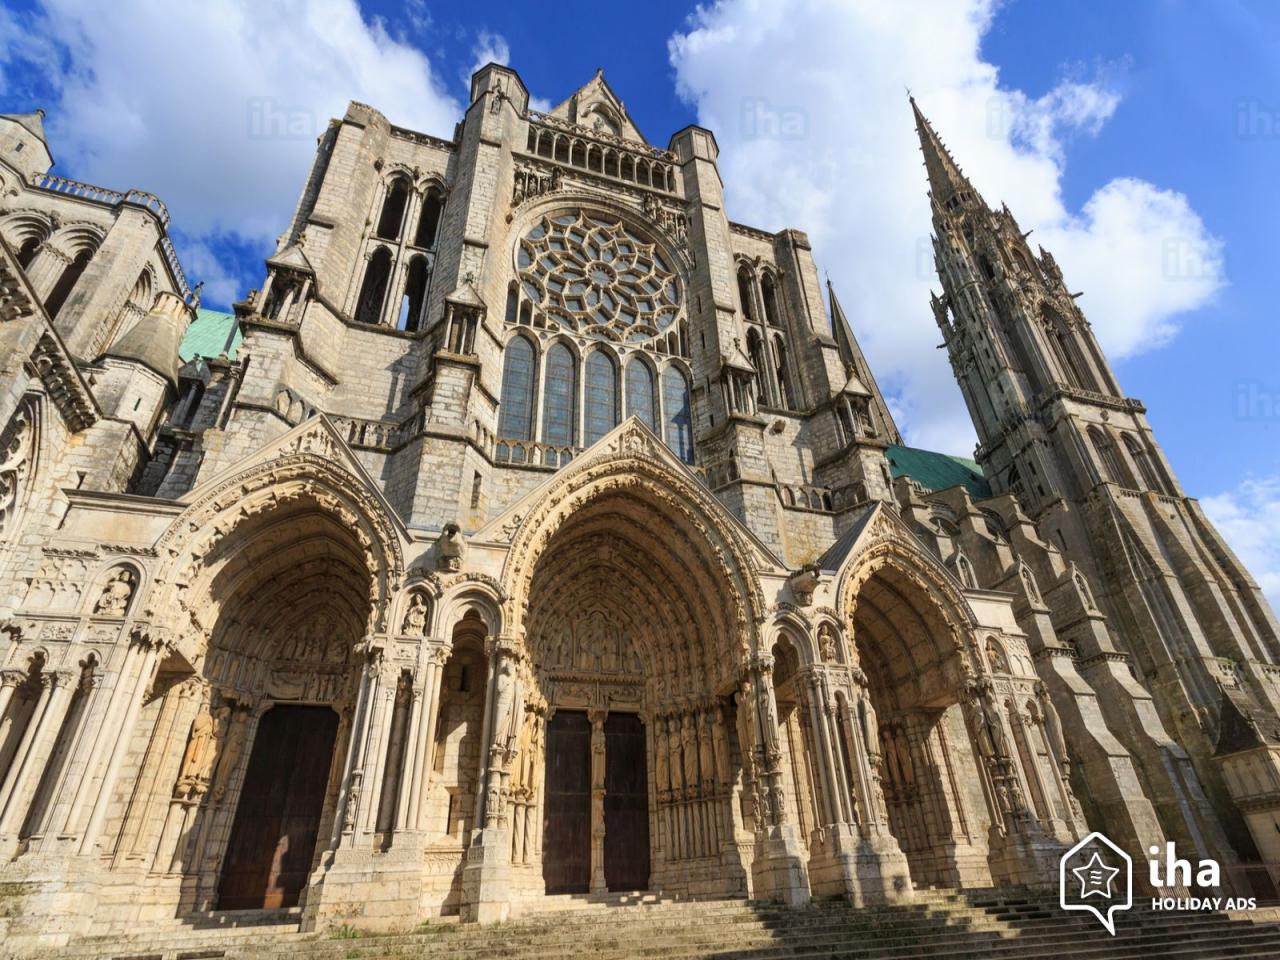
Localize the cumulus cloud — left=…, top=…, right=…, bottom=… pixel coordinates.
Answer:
left=1202, top=477, right=1280, bottom=612
left=2, top=0, right=465, bottom=305
left=668, top=0, right=1224, bottom=453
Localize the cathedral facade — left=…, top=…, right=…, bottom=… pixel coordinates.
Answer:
left=0, top=65, right=1278, bottom=949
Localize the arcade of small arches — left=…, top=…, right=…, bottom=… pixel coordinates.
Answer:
left=0, top=454, right=1084, bottom=929
left=524, top=122, right=678, bottom=193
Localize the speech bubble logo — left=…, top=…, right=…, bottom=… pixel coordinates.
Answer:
left=1060, top=831, right=1132, bottom=935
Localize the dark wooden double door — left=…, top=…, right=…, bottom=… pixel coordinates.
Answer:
left=542, top=711, right=650, bottom=894
left=217, top=705, right=338, bottom=910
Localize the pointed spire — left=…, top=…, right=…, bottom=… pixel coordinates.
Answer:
left=910, top=96, right=973, bottom=206
left=828, top=279, right=859, bottom=368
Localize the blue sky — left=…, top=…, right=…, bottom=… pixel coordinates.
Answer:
left=2, top=0, right=1278, bottom=599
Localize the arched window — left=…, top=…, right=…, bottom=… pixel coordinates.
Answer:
left=1089, top=426, right=1125, bottom=486
left=15, top=236, right=39, bottom=269
left=44, top=248, right=92, bottom=319
left=746, top=328, right=768, bottom=399
left=498, top=336, right=536, bottom=442
left=774, top=334, right=795, bottom=410
left=399, top=256, right=429, bottom=332
left=542, top=342, right=577, bottom=448
left=625, top=358, right=656, bottom=431
left=376, top=178, right=410, bottom=241
left=662, top=366, right=693, bottom=463
left=504, top=283, right=518, bottom=324
left=415, top=190, right=444, bottom=248
left=736, top=266, right=755, bottom=321
left=584, top=350, right=618, bottom=446
left=761, top=273, right=781, bottom=327
left=1123, top=434, right=1163, bottom=492
left=355, top=247, right=393, bottom=325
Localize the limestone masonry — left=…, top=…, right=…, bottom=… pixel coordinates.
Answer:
left=0, top=66, right=1277, bottom=951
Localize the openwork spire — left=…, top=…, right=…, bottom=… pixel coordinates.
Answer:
left=910, top=96, right=973, bottom=206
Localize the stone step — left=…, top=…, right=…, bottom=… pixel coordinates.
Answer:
left=114, top=912, right=1280, bottom=960
left=35, top=895, right=1280, bottom=960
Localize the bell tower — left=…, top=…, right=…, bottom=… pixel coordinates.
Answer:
left=914, top=96, right=1280, bottom=852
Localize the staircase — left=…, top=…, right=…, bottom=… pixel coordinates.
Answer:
left=22, top=889, right=1280, bottom=960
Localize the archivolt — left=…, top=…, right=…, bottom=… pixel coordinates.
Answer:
left=147, top=454, right=405, bottom=656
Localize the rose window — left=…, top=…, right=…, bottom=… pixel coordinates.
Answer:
left=516, top=212, right=681, bottom=343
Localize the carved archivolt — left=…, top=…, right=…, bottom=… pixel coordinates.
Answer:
left=147, top=453, right=406, bottom=655
left=501, top=426, right=767, bottom=648
left=0, top=397, right=37, bottom=544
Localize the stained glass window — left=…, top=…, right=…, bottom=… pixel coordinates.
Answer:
left=498, top=336, right=536, bottom=442
left=542, top=343, right=577, bottom=448
left=585, top=350, right=618, bottom=446
left=662, top=366, right=693, bottom=463
left=625, top=359, right=656, bottom=431
left=517, top=211, right=682, bottom=344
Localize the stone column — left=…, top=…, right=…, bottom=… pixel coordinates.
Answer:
left=332, top=651, right=382, bottom=850
left=462, top=634, right=522, bottom=923
left=0, top=669, right=24, bottom=724
left=589, top=707, right=608, bottom=893
left=412, top=645, right=449, bottom=830
left=961, top=677, right=1062, bottom=886
left=0, top=669, right=74, bottom=838
left=80, top=633, right=164, bottom=855
left=744, top=655, right=809, bottom=906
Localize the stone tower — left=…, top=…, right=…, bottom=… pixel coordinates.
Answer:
left=914, top=97, right=1280, bottom=858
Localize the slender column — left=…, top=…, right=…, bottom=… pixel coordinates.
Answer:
left=81, top=637, right=162, bottom=854
left=61, top=647, right=141, bottom=839
left=411, top=645, right=449, bottom=830
left=0, top=673, right=55, bottom=816
left=356, top=663, right=397, bottom=836
left=589, top=707, right=607, bottom=892
left=802, top=675, right=836, bottom=829
left=394, top=682, right=424, bottom=833
left=0, top=670, right=73, bottom=835
left=334, top=653, right=380, bottom=849
left=0, top=669, right=23, bottom=724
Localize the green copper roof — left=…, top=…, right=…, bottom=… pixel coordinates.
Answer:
left=179, top=308, right=241, bottom=362
left=885, top=444, right=991, bottom=499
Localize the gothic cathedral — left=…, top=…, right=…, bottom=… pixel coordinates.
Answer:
left=0, top=66, right=1276, bottom=949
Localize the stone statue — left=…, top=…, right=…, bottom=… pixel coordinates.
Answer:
left=94, top=568, right=136, bottom=616
left=818, top=623, right=838, bottom=662
left=402, top=592, right=429, bottom=636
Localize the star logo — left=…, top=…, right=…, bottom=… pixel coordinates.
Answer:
left=1060, top=831, right=1133, bottom=935
left=1072, top=851, right=1120, bottom=899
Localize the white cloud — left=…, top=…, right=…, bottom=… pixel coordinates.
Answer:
left=1202, top=477, right=1280, bottom=612
left=668, top=0, right=1224, bottom=454
left=467, top=29, right=511, bottom=86
left=4, top=0, right=465, bottom=302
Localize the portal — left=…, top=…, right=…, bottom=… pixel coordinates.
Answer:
left=217, top=705, right=339, bottom=910
left=542, top=710, right=591, bottom=893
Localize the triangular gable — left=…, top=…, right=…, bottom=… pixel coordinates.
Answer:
left=267, top=242, right=315, bottom=275
left=548, top=69, right=647, bottom=145
left=818, top=498, right=968, bottom=597
left=176, top=413, right=411, bottom=543
left=472, top=415, right=784, bottom=570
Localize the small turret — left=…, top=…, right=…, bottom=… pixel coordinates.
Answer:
left=0, top=109, right=53, bottom=182
left=95, top=290, right=195, bottom=438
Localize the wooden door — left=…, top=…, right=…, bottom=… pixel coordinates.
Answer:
left=542, top=710, right=590, bottom=894
left=217, top=705, right=338, bottom=910
left=604, top=712, right=650, bottom=892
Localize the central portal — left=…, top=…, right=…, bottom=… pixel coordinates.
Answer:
left=541, top=710, right=651, bottom=894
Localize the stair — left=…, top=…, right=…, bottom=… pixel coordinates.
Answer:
left=21, top=889, right=1280, bottom=960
